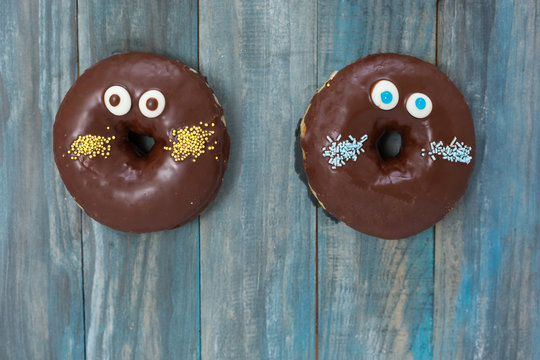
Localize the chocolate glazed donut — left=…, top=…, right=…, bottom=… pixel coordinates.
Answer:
left=54, top=53, right=229, bottom=233
left=301, top=54, right=475, bottom=239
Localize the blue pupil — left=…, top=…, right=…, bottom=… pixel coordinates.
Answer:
left=415, top=97, right=426, bottom=110
left=381, top=91, right=393, bottom=104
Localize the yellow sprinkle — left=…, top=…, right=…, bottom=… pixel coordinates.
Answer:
left=211, top=123, right=215, bottom=126
left=164, top=125, right=215, bottom=162
left=68, top=134, right=114, bottom=160
left=326, top=83, right=330, bottom=87
left=215, top=156, right=218, bottom=160
left=111, top=136, right=116, bottom=140
left=106, top=126, right=110, bottom=130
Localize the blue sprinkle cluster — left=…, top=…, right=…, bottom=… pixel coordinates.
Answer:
left=322, top=134, right=368, bottom=169
left=421, top=137, right=472, bottom=164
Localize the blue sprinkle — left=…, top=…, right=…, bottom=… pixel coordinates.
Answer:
left=381, top=91, right=393, bottom=104
left=415, top=97, right=426, bottom=110
left=322, top=134, right=369, bottom=169
left=423, top=137, right=472, bottom=164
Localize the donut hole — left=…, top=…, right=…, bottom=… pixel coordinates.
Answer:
left=128, top=131, right=155, bottom=157
left=377, top=131, right=402, bottom=160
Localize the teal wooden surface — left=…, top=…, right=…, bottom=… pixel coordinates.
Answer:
left=199, top=0, right=317, bottom=358
left=434, top=1, right=540, bottom=359
left=0, top=0, right=84, bottom=359
left=317, top=1, right=436, bottom=359
left=1, top=0, right=539, bottom=359
left=77, top=1, right=200, bottom=359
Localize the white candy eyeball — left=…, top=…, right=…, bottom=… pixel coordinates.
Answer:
left=104, top=85, right=131, bottom=116
left=370, top=80, right=399, bottom=110
left=139, top=90, right=166, bottom=118
left=406, top=93, right=433, bottom=118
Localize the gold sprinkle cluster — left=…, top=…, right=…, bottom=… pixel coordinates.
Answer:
left=164, top=123, right=217, bottom=162
left=68, top=134, right=114, bottom=159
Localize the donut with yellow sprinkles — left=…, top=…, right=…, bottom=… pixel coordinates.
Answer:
left=53, top=52, right=230, bottom=233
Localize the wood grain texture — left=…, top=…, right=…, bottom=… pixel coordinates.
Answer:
left=2, top=1, right=539, bottom=358
left=77, top=1, right=200, bottom=359
left=317, top=1, right=436, bottom=359
left=434, top=1, right=540, bottom=359
left=198, top=1, right=317, bottom=358
left=0, top=0, right=83, bottom=359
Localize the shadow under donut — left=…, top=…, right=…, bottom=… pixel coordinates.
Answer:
left=294, top=117, right=339, bottom=224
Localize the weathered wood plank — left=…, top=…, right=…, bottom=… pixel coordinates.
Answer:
left=0, top=0, right=83, bottom=358
left=198, top=1, right=317, bottom=358
left=77, top=1, right=200, bottom=359
left=317, top=1, right=436, bottom=358
left=434, top=1, right=540, bottom=358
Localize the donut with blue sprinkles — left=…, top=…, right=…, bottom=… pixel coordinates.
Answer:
left=300, top=53, right=475, bottom=239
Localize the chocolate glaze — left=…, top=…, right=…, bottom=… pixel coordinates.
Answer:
left=301, top=54, right=475, bottom=239
left=54, top=53, right=229, bottom=233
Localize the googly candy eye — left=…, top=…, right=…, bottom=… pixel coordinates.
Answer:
left=104, top=85, right=132, bottom=116
left=139, top=90, right=166, bottom=118
left=406, top=93, right=433, bottom=118
left=370, top=80, right=399, bottom=110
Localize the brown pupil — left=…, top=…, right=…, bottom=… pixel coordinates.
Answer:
left=109, top=94, right=121, bottom=106
left=146, top=97, right=159, bottom=111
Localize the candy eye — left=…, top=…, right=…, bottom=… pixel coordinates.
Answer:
left=139, top=90, right=166, bottom=118
left=406, top=93, right=433, bottom=118
left=370, top=80, right=399, bottom=110
left=104, top=86, right=131, bottom=116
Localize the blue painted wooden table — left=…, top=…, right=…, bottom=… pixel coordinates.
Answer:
left=1, top=0, right=539, bottom=359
